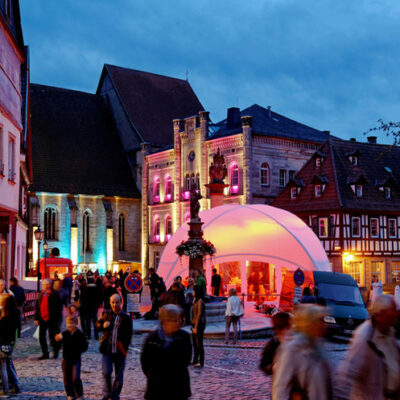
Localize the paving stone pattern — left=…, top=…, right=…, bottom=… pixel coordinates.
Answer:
left=7, top=324, right=347, bottom=400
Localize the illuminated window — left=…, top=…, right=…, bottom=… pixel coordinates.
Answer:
left=260, top=163, right=270, bottom=186
left=82, top=211, right=91, bottom=252
left=345, top=261, right=362, bottom=285
left=319, top=217, right=328, bottom=238
left=44, top=207, right=57, bottom=240
left=370, top=218, right=379, bottom=238
left=165, top=216, right=172, bottom=241
left=118, top=214, right=125, bottom=251
left=185, top=175, right=190, bottom=191
left=314, top=184, right=322, bottom=198
left=371, top=261, right=384, bottom=283
left=351, top=217, right=361, bottom=237
left=231, top=165, right=239, bottom=186
left=165, top=176, right=173, bottom=201
left=355, top=185, right=363, bottom=198
left=388, top=218, right=397, bottom=238
left=290, top=187, right=298, bottom=200
left=315, top=158, right=321, bottom=168
left=279, top=169, right=286, bottom=188
left=392, top=262, right=400, bottom=283
left=153, top=178, right=160, bottom=203
left=196, top=173, right=200, bottom=190
left=153, top=216, right=160, bottom=242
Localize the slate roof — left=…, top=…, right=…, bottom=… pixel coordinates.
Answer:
left=29, top=84, right=140, bottom=198
left=98, top=64, right=204, bottom=147
left=0, top=0, right=24, bottom=51
left=210, top=104, right=330, bottom=143
left=272, top=138, right=400, bottom=213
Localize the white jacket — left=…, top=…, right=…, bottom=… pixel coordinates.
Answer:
left=225, top=295, right=242, bottom=317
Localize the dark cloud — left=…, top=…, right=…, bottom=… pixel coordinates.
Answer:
left=20, top=0, right=400, bottom=142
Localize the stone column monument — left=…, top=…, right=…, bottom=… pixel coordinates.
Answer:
left=205, top=148, right=229, bottom=208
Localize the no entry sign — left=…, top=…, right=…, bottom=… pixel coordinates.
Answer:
left=124, top=273, right=143, bottom=293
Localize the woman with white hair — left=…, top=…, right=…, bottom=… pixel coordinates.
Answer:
left=336, top=294, right=400, bottom=400
left=272, top=304, right=333, bottom=400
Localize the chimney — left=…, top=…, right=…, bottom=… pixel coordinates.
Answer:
left=367, top=136, right=377, bottom=144
left=227, top=107, right=241, bottom=129
left=350, top=138, right=356, bottom=142
left=267, top=106, right=272, bottom=119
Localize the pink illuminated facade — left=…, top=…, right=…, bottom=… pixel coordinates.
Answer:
left=0, top=1, right=31, bottom=284
left=141, top=105, right=330, bottom=271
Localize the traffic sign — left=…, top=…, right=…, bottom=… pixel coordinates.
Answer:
left=294, top=268, right=305, bottom=286
left=124, top=273, right=143, bottom=293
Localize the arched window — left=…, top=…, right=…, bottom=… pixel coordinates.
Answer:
left=231, top=164, right=239, bottom=193
left=153, top=177, right=160, bottom=203
left=191, top=173, right=195, bottom=190
left=165, top=176, right=173, bottom=201
left=118, top=214, right=125, bottom=251
left=165, top=215, right=172, bottom=241
left=82, top=211, right=90, bottom=252
left=196, top=173, right=200, bottom=190
left=153, top=216, right=160, bottom=242
left=260, top=162, right=270, bottom=187
left=44, top=207, right=57, bottom=240
left=185, top=174, right=190, bottom=191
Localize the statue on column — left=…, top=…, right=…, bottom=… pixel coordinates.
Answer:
left=209, top=148, right=228, bottom=184
left=190, top=186, right=202, bottom=221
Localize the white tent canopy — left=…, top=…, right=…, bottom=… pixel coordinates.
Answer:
left=157, top=204, right=331, bottom=291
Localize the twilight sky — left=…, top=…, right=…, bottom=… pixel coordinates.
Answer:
left=20, top=0, right=400, bottom=142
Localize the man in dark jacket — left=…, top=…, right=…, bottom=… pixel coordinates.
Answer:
left=96, top=294, right=132, bottom=400
left=163, top=282, right=186, bottom=309
left=211, top=268, right=222, bottom=296
left=80, top=277, right=101, bottom=339
left=34, top=279, right=63, bottom=359
left=141, top=304, right=192, bottom=400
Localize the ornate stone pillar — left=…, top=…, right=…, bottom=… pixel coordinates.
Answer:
left=141, top=143, right=149, bottom=275
left=199, top=111, right=209, bottom=200
left=242, top=116, right=253, bottom=204
left=173, top=119, right=182, bottom=229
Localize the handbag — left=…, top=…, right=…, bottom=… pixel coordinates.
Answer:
left=0, top=344, right=13, bottom=359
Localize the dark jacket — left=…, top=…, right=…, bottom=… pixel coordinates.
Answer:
left=61, top=329, right=88, bottom=362
left=141, top=328, right=192, bottom=400
left=34, top=289, right=62, bottom=325
left=9, top=285, right=25, bottom=307
left=211, top=274, right=221, bottom=294
left=260, top=335, right=280, bottom=375
left=102, top=286, right=118, bottom=310
left=163, top=288, right=185, bottom=309
left=0, top=313, right=19, bottom=345
left=80, top=283, right=101, bottom=314
left=96, top=310, right=132, bottom=355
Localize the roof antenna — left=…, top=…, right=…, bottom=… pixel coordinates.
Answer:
left=186, top=69, right=189, bottom=82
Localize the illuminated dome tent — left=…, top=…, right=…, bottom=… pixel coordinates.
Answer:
left=157, top=204, right=331, bottom=298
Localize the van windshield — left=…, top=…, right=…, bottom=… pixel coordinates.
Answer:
left=316, top=283, right=364, bottom=306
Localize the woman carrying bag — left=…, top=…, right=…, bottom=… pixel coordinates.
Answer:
left=0, top=294, right=20, bottom=395
left=191, top=284, right=206, bottom=368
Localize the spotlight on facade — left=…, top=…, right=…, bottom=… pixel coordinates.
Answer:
left=343, top=252, right=354, bottom=263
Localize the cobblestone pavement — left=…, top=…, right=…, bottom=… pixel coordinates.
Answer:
left=5, top=322, right=348, bottom=400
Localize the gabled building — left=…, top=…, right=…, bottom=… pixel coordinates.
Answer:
left=27, top=84, right=141, bottom=284
left=272, top=137, right=400, bottom=291
left=142, top=104, right=330, bottom=271
left=0, top=0, right=31, bottom=284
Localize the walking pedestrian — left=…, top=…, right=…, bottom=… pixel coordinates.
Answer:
left=299, top=286, right=316, bottom=304
left=164, top=282, right=186, bottom=309
left=141, top=304, right=192, bottom=400
left=102, top=279, right=118, bottom=311
left=0, top=294, right=20, bottom=395
left=192, top=285, right=206, bottom=368
left=194, top=270, right=206, bottom=296
left=225, top=288, right=243, bottom=344
left=211, top=268, right=221, bottom=296
left=336, top=294, right=400, bottom=400
left=80, top=277, right=101, bottom=339
left=272, top=304, right=332, bottom=400
left=184, top=278, right=195, bottom=325
left=9, top=277, right=25, bottom=338
left=96, top=294, right=132, bottom=400
left=260, top=312, right=291, bottom=375
left=55, top=315, right=88, bottom=400
left=34, top=279, right=63, bottom=360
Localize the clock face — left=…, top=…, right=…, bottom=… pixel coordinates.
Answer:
left=188, top=151, right=195, bottom=162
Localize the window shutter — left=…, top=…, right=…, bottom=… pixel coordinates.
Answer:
left=329, top=216, right=335, bottom=237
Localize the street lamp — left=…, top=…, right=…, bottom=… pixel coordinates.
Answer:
left=34, top=227, right=44, bottom=292
left=43, top=240, right=48, bottom=281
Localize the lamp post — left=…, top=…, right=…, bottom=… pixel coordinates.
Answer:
left=34, top=227, right=44, bottom=292
left=43, top=240, right=48, bottom=280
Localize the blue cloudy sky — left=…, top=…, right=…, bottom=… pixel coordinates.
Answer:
left=20, top=0, right=400, bottom=142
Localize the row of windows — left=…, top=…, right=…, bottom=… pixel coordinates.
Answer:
left=345, top=261, right=400, bottom=287
left=152, top=215, right=172, bottom=243
left=312, top=216, right=398, bottom=239
left=42, top=208, right=127, bottom=251
left=260, top=164, right=296, bottom=188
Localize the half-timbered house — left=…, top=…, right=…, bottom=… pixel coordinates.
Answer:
left=272, top=137, right=400, bottom=292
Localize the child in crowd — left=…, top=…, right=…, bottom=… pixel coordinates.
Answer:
left=259, top=312, right=291, bottom=375
left=55, top=315, right=88, bottom=400
left=141, top=304, right=192, bottom=400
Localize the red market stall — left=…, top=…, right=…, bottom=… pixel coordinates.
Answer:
left=39, top=255, right=73, bottom=279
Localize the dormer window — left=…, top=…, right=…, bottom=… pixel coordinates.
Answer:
left=315, top=158, right=321, bottom=168
left=315, top=184, right=322, bottom=198
left=355, top=184, right=363, bottom=198
left=290, top=187, right=298, bottom=199
left=349, top=155, right=358, bottom=166
left=385, top=187, right=391, bottom=199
